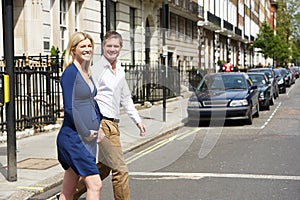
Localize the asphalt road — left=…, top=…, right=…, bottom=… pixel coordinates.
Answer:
left=32, top=79, right=300, bottom=200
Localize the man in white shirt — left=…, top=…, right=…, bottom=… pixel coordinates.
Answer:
left=74, top=31, right=146, bottom=200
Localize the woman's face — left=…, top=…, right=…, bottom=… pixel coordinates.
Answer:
left=73, top=38, right=93, bottom=63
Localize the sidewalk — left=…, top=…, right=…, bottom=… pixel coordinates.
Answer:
left=0, top=93, right=190, bottom=200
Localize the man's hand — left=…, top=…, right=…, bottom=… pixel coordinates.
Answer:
left=137, top=122, right=146, bottom=137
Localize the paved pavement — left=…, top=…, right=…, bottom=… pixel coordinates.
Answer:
left=0, top=92, right=190, bottom=200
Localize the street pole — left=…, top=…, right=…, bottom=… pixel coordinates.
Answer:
left=2, top=0, right=17, bottom=181
left=162, top=2, right=168, bottom=122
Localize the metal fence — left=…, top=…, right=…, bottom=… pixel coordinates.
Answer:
left=0, top=55, right=181, bottom=133
left=187, top=69, right=206, bottom=90
left=123, top=63, right=180, bottom=103
left=0, top=54, right=63, bottom=133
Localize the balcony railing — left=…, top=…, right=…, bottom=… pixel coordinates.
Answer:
left=198, top=5, right=204, bottom=18
left=207, top=11, right=221, bottom=26
left=168, top=0, right=203, bottom=18
left=235, top=27, right=242, bottom=36
left=223, top=20, right=233, bottom=31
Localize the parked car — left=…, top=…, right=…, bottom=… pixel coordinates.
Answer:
left=187, top=72, right=259, bottom=125
left=288, top=67, right=297, bottom=83
left=291, top=66, right=300, bottom=78
left=273, top=68, right=286, bottom=93
left=247, top=68, right=279, bottom=99
left=248, top=72, right=274, bottom=110
left=279, top=67, right=292, bottom=87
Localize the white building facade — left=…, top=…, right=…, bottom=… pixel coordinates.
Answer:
left=197, top=0, right=277, bottom=72
left=1, top=0, right=277, bottom=73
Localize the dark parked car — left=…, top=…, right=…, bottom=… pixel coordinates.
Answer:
left=291, top=66, right=299, bottom=78
left=273, top=68, right=286, bottom=93
left=288, top=67, right=297, bottom=83
left=247, top=68, right=279, bottom=99
left=248, top=72, right=274, bottom=110
left=279, top=67, right=292, bottom=87
left=187, top=72, right=259, bottom=125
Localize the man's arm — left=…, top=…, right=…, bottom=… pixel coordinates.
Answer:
left=121, top=78, right=146, bottom=136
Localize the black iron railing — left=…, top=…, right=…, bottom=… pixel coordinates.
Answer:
left=0, top=58, right=182, bottom=132
left=123, top=63, right=180, bottom=103
left=0, top=54, right=63, bottom=132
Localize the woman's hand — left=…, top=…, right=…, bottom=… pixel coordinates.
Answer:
left=86, top=130, right=98, bottom=141
left=97, top=128, right=105, bottom=143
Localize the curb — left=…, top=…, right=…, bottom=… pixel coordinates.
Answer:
left=13, top=122, right=184, bottom=200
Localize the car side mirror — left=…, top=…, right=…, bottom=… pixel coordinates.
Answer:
left=250, top=85, right=258, bottom=90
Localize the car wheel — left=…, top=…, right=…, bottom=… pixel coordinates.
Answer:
left=265, top=99, right=270, bottom=110
left=245, top=107, right=253, bottom=125
left=254, top=104, right=259, bottom=118
left=282, top=86, right=286, bottom=93
left=269, top=95, right=274, bottom=106
left=274, top=87, right=279, bottom=99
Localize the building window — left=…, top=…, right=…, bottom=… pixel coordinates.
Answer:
left=75, top=1, right=80, bottom=32
left=175, top=15, right=179, bottom=38
left=187, top=20, right=192, bottom=41
left=44, top=41, right=50, bottom=50
left=130, top=7, right=135, bottom=64
left=60, top=0, right=68, bottom=52
left=106, top=0, right=116, bottom=31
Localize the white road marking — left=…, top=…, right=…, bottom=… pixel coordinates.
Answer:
left=130, top=171, right=300, bottom=181
left=17, top=186, right=45, bottom=192
left=176, top=128, right=199, bottom=140
left=286, top=83, right=294, bottom=96
left=126, top=135, right=177, bottom=164
left=260, top=102, right=281, bottom=129
left=126, top=102, right=283, bottom=164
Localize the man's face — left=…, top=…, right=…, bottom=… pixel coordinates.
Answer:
left=103, top=38, right=122, bottom=64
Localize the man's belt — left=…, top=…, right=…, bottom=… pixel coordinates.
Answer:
left=102, top=116, right=120, bottom=123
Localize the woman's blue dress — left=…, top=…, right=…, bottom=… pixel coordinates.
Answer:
left=57, top=63, right=101, bottom=176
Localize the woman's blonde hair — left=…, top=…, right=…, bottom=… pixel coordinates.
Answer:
left=63, top=32, right=94, bottom=70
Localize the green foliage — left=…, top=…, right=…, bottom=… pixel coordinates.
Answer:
left=291, top=39, right=300, bottom=64
left=273, top=35, right=291, bottom=65
left=254, top=0, right=300, bottom=66
left=277, top=0, right=300, bottom=65
left=253, top=21, right=276, bottom=59
left=50, top=46, right=58, bottom=56
left=50, top=45, right=66, bottom=57
left=217, top=60, right=226, bottom=66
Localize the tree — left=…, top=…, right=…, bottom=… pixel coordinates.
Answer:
left=253, top=21, right=276, bottom=61
left=276, top=0, right=300, bottom=65
left=254, top=1, right=300, bottom=67
left=286, top=0, right=300, bottom=65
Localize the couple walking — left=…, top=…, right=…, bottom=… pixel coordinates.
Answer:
left=56, top=31, right=146, bottom=200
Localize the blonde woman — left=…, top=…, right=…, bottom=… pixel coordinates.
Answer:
left=56, top=32, right=104, bottom=200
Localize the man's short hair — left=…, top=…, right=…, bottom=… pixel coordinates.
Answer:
left=103, top=31, right=123, bottom=47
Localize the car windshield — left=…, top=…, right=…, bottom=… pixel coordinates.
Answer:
left=280, top=69, right=288, bottom=76
left=249, top=74, right=267, bottom=86
left=292, top=67, right=299, bottom=72
left=197, top=74, right=247, bottom=91
left=274, top=70, right=282, bottom=77
left=249, top=69, right=273, bottom=78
